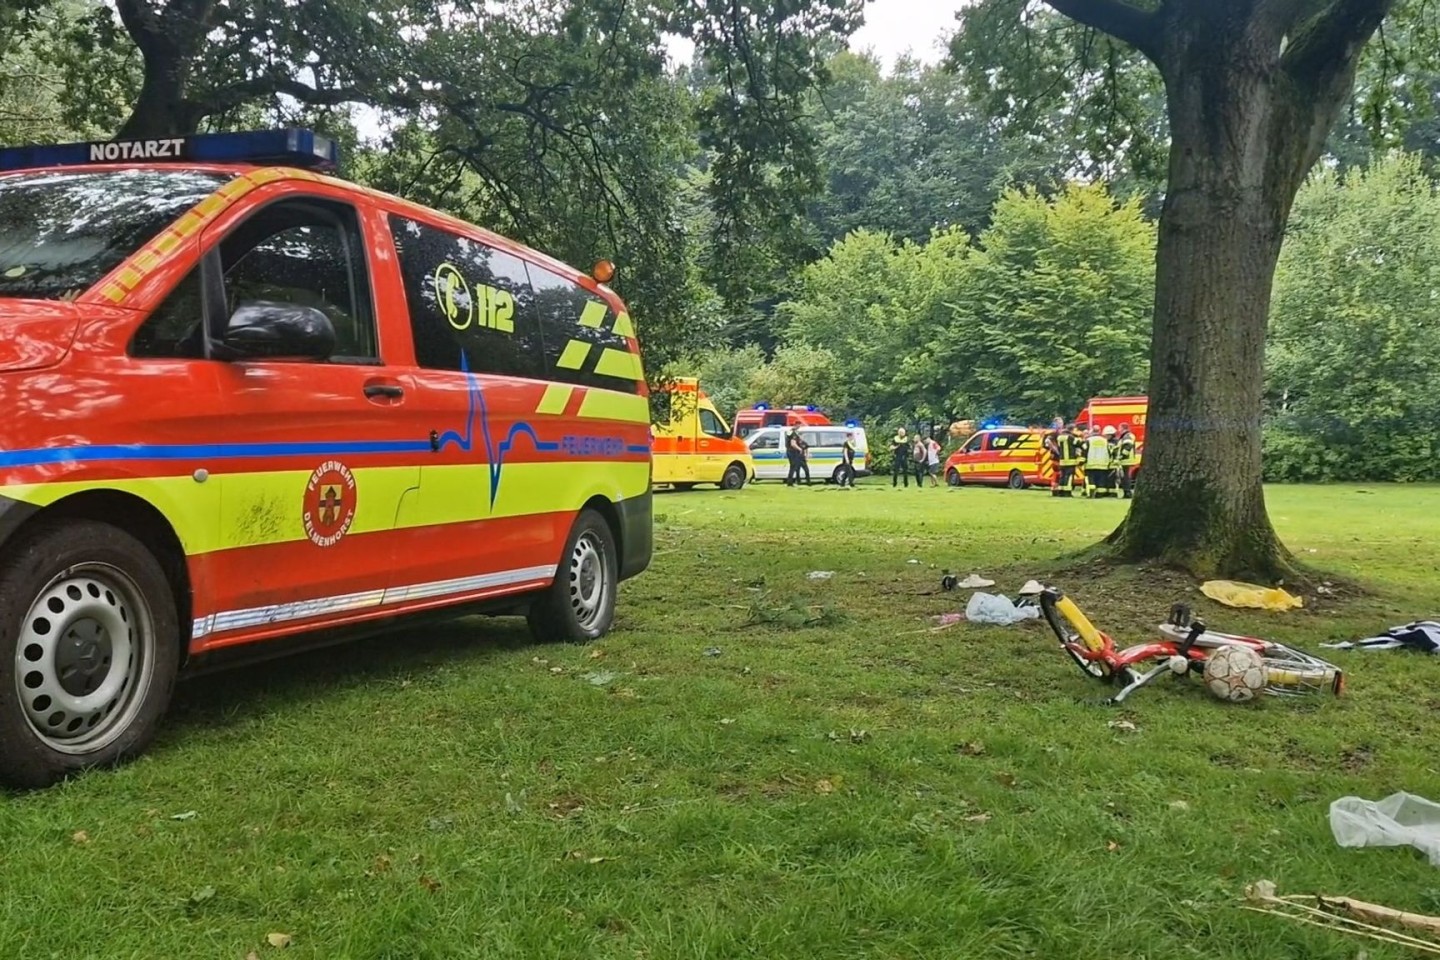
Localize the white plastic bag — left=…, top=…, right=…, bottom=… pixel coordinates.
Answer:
left=964, top=592, right=1041, bottom=626
left=1330, top=792, right=1440, bottom=867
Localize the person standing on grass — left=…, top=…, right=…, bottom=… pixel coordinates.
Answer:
left=784, top=427, right=803, bottom=486
left=925, top=433, right=943, bottom=487
left=911, top=435, right=927, bottom=488
left=890, top=427, right=910, bottom=487
left=795, top=430, right=812, bottom=486
left=1116, top=422, right=1138, bottom=499
left=1043, top=416, right=1064, bottom=493
left=839, top=432, right=857, bottom=488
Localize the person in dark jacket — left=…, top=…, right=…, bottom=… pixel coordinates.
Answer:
left=785, top=428, right=804, bottom=486
left=839, top=433, right=857, bottom=488
left=890, top=427, right=910, bottom=487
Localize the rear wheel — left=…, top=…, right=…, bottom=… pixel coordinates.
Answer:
left=946, top=468, right=961, bottom=487
left=720, top=464, right=747, bottom=490
left=0, top=520, right=179, bottom=789
left=528, top=510, right=618, bottom=644
left=1007, top=470, right=1026, bottom=490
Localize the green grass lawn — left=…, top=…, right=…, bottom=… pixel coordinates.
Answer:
left=4, top=482, right=1440, bottom=959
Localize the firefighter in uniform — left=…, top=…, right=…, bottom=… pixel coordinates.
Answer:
left=1054, top=423, right=1082, bottom=497
left=1042, top=416, right=1064, bottom=493
left=1084, top=425, right=1118, bottom=498
left=1116, top=422, right=1138, bottom=499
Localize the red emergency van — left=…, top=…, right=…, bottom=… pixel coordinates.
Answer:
left=733, top=403, right=832, bottom=439
left=0, top=129, right=652, bottom=787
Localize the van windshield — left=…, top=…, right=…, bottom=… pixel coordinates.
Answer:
left=0, top=169, right=230, bottom=300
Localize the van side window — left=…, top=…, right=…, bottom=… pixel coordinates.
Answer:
left=818, top=430, right=848, bottom=447
left=990, top=433, right=1026, bottom=451
left=751, top=433, right=779, bottom=450
left=526, top=260, right=639, bottom=394
left=962, top=434, right=985, bottom=454
left=132, top=199, right=377, bottom=362
left=387, top=215, right=542, bottom=377
left=699, top=409, right=729, bottom=439
left=131, top=269, right=205, bottom=358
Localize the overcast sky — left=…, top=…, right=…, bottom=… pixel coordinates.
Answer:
left=665, top=0, right=965, bottom=69
left=849, top=0, right=964, bottom=67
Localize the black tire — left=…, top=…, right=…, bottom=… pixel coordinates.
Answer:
left=720, top=464, right=747, bottom=490
left=528, top=509, right=618, bottom=644
left=946, top=468, right=961, bottom=487
left=0, top=519, right=180, bottom=789
left=1007, top=470, right=1026, bottom=490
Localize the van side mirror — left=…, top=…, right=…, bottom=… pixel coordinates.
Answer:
left=219, top=301, right=336, bottom=361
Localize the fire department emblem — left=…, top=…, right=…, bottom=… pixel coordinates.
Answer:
left=303, top=460, right=357, bottom=548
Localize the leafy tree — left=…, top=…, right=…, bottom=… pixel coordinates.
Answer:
left=662, top=344, right=768, bottom=421
left=1266, top=152, right=1440, bottom=482
left=803, top=52, right=1058, bottom=250
left=741, top=343, right=853, bottom=415
left=929, top=182, right=1154, bottom=424
left=777, top=228, right=932, bottom=418
left=953, top=0, right=1417, bottom=580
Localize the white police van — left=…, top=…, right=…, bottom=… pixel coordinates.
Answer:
left=745, top=425, right=870, bottom=483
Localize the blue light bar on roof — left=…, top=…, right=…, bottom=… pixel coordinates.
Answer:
left=754, top=403, right=769, bottom=410
left=0, top=128, right=338, bottom=173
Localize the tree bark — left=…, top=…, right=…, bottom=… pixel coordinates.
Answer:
left=1108, top=9, right=1363, bottom=582
left=115, top=55, right=200, bottom=138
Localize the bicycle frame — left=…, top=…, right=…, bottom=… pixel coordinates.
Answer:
left=1036, top=586, right=1343, bottom=703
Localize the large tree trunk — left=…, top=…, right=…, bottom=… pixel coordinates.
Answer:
left=1108, top=15, right=1358, bottom=582
left=115, top=54, right=199, bottom=139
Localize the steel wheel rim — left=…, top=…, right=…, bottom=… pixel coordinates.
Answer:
left=14, top=563, right=156, bottom=755
left=567, top=533, right=610, bottom=631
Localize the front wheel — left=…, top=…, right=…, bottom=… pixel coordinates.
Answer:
left=528, top=510, right=618, bottom=644
left=0, top=520, right=180, bottom=790
left=1007, top=470, right=1026, bottom=490
left=720, top=464, right=747, bottom=490
left=946, top=468, right=961, bottom=487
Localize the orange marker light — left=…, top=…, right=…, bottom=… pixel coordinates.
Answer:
left=593, top=260, right=616, bottom=284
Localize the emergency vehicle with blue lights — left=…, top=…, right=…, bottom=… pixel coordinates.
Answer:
left=0, top=128, right=652, bottom=787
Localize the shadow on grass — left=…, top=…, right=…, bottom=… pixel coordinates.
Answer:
left=164, top=614, right=540, bottom=734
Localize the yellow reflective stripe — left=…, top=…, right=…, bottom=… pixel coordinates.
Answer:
left=1094, top=404, right=1147, bottom=415
left=2, top=461, right=648, bottom=555
left=557, top=340, right=592, bottom=370
left=536, top=384, right=574, bottom=415
left=577, top=389, right=649, bottom=424
left=579, top=301, right=607, bottom=329
left=611, top=311, right=635, bottom=338
left=594, top=348, right=644, bottom=381
left=100, top=283, right=127, bottom=303
left=415, top=462, right=649, bottom=530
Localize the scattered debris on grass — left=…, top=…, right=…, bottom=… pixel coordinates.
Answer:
left=807, top=570, right=835, bottom=580
left=265, top=932, right=293, bottom=949
left=583, top=670, right=619, bottom=687
left=70, top=830, right=89, bottom=845
left=1243, top=880, right=1440, bottom=956
left=1323, top=622, right=1440, bottom=655
left=1108, top=719, right=1138, bottom=734
left=1331, top=792, right=1440, bottom=866
left=956, top=741, right=986, bottom=757
left=170, top=811, right=198, bottom=822
left=702, top=647, right=723, bottom=658
left=966, top=592, right=1040, bottom=625
left=1201, top=580, right=1303, bottom=611
left=425, top=817, right=454, bottom=833
left=742, top=592, right=847, bottom=629
left=930, top=612, right=965, bottom=630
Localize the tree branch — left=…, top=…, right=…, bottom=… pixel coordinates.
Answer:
left=114, top=0, right=166, bottom=57
left=1041, top=0, right=1163, bottom=62
left=1282, top=0, right=1396, bottom=82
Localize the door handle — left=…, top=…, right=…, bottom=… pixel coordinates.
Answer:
left=364, top=382, right=404, bottom=400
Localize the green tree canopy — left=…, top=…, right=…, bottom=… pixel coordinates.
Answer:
left=1266, top=152, right=1440, bottom=482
